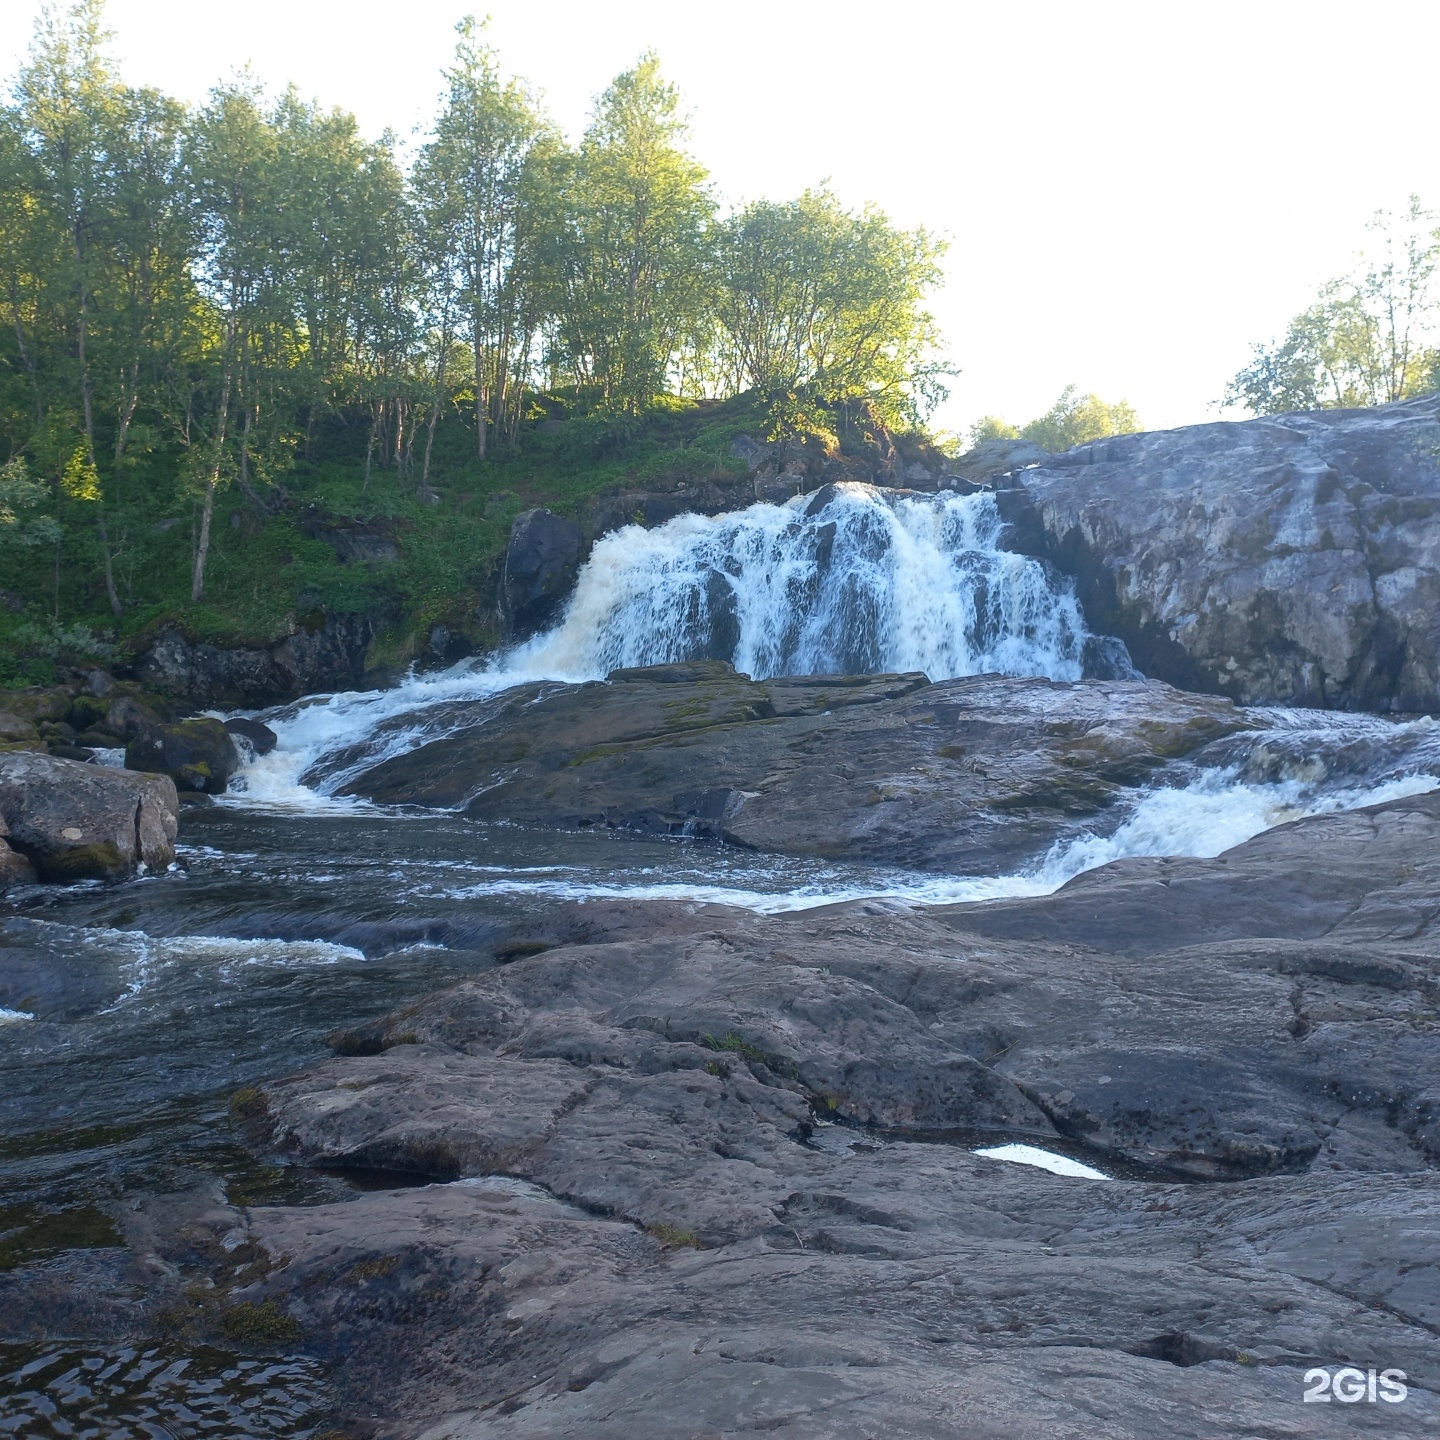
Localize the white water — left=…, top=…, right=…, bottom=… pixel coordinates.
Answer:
left=512, top=485, right=1089, bottom=681
left=221, top=485, right=1440, bottom=911
left=229, top=486, right=1095, bottom=810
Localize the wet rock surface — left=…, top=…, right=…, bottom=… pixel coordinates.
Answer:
left=997, top=392, right=1440, bottom=710
left=0, top=751, right=178, bottom=883
left=134, top=613, right=374, bottom=707
left=224, top=715, right=279, bottom=756
left=341, top=664, right=1250, bottom=871
left=126, top=716, right=242, bottom=794
left=500, top=508, right=585, bottom=641
left=76, top=790, right=1436, bottom=1436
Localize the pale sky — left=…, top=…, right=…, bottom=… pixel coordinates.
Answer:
left=3, top=0, right=1437, bottom=440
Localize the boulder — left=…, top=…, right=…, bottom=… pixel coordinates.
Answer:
left=0, top=819, right=35, bottom=889
left=126, top=717, right=241, bottom=794
left=0, top=751, right=177, bottom=882
left=299, top=516, right=399, bottom=565
left=223, top=715, right=278, bottom=757
left=0, top=711, right=39, bottom=746
left=996, top=393, right=1440, bottom=710
left=946, top=435, right=1049, bottom=486
left=500, top=508, right=584, bottom=641
left=104, top=692, right=163, bottom=740
left=339, top=664, right=1251, bottom=872
left=134, top=612, right=374, bottom=707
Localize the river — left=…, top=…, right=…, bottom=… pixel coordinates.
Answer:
left=3, top=483, right=1439, bottom=1435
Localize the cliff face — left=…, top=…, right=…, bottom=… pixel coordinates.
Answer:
left=995, top=394, right=1440, bottom=711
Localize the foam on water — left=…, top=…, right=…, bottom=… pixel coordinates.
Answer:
left=511, top=485, right=1089, bottom=681
left=226, top=486, right=1093, bottom=812
left=20, top=924, right=374, bottom=1010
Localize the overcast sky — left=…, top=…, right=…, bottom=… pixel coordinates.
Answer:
left=3, top=0, right=1436, bottom=439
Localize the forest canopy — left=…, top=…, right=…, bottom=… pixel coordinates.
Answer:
left=968, top=386, right=1141, bottom=452
left=0, top=0, right=947, bottom=643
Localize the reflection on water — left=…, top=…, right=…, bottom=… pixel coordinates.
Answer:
left=0, top=1343, right=330, bottom=1438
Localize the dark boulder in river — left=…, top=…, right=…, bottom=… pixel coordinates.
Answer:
left=147, top=789, right=1440, bottom=1437
left=0, top=751, right=177, bottom=882
left=126, top=716, right=241, bottom=794
left=341, top=663, right=1252, bottom=871
left=222, top=714, right=278, bottom=756
left=501, top=507, right=585, bottom=641
left=997, top=392, right=1440, bottom=711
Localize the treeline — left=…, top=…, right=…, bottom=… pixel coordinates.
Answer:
left=968, top=386, right=1141, bottom=452
left=0, top=2, right=946, bottom=613
left=1227, top=200, right=1440, bottom=415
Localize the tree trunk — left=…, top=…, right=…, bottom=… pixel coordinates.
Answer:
left=193, top=313, right=236, bottom=604
left=191, top=476, right=216, bottom=603
left=420, top=402, right=441, bottom=501
left=363, top=402, right=378, bottom=494
left=475, top=324, right=487, bottom=462
left=236, top=403, right=265, bottom=508
left=76, top=274, right=123, bottom=619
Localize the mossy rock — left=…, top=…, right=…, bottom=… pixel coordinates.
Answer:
left=126, top=717, right=241, bottom=794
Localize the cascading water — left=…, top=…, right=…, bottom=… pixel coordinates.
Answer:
left=228, top=484, right=1116, bottom=807
left=7, top=483, right=1440, bottom=1407
left=511, top=484, right=1094, bottom=682
left=222, top=483, right=1440, bottom=881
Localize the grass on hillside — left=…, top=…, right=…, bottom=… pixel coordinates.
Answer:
left=0, top=392, right=766, bottom=686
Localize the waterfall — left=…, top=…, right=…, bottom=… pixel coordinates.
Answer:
left=230, top=484, right=1134, bottom=807
left=511, top=483, right=1095, bottom=683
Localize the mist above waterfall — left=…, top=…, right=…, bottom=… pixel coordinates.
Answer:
left=510, top=484, right=1092, bottom=683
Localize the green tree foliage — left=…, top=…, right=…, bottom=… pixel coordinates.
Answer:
left=413, top=19, right=548, bottom=459
left=709, top=189, right=947, bottom=427
left=0, top=3, right=952, bottom=643
left=1020, top=386, right=1140, bottom=451
left=966, top=415, right=1020, bottom=444
left=0, top=457, right=59, bottom=550
left=546, top=54, right=714, bottom=412
left=1227, top=199, right=1440, bottom=415
left=968, top=387, right=1140, bottom=452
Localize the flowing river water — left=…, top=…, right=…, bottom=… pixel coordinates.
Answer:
left=4, top=484, right=1440, bottom=1435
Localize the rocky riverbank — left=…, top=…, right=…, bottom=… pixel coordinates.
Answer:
left=7, top=789, right=1433, bottom=1437
left=7, top=396, right=1440, bottom=1436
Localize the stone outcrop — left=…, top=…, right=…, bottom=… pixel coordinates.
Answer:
left=155, top=789, right=1440, bottom=1436
left=0, top=751, right=177, bottom=882
left=500, top=508, right=584, bottom=641
left=134, top=612, right=374, bottom=707
left=339, top=664, right=1250, bottom=872
left=994, top=393, right=1440, bottom=710
left=125, top=716, right=241, bottom=793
